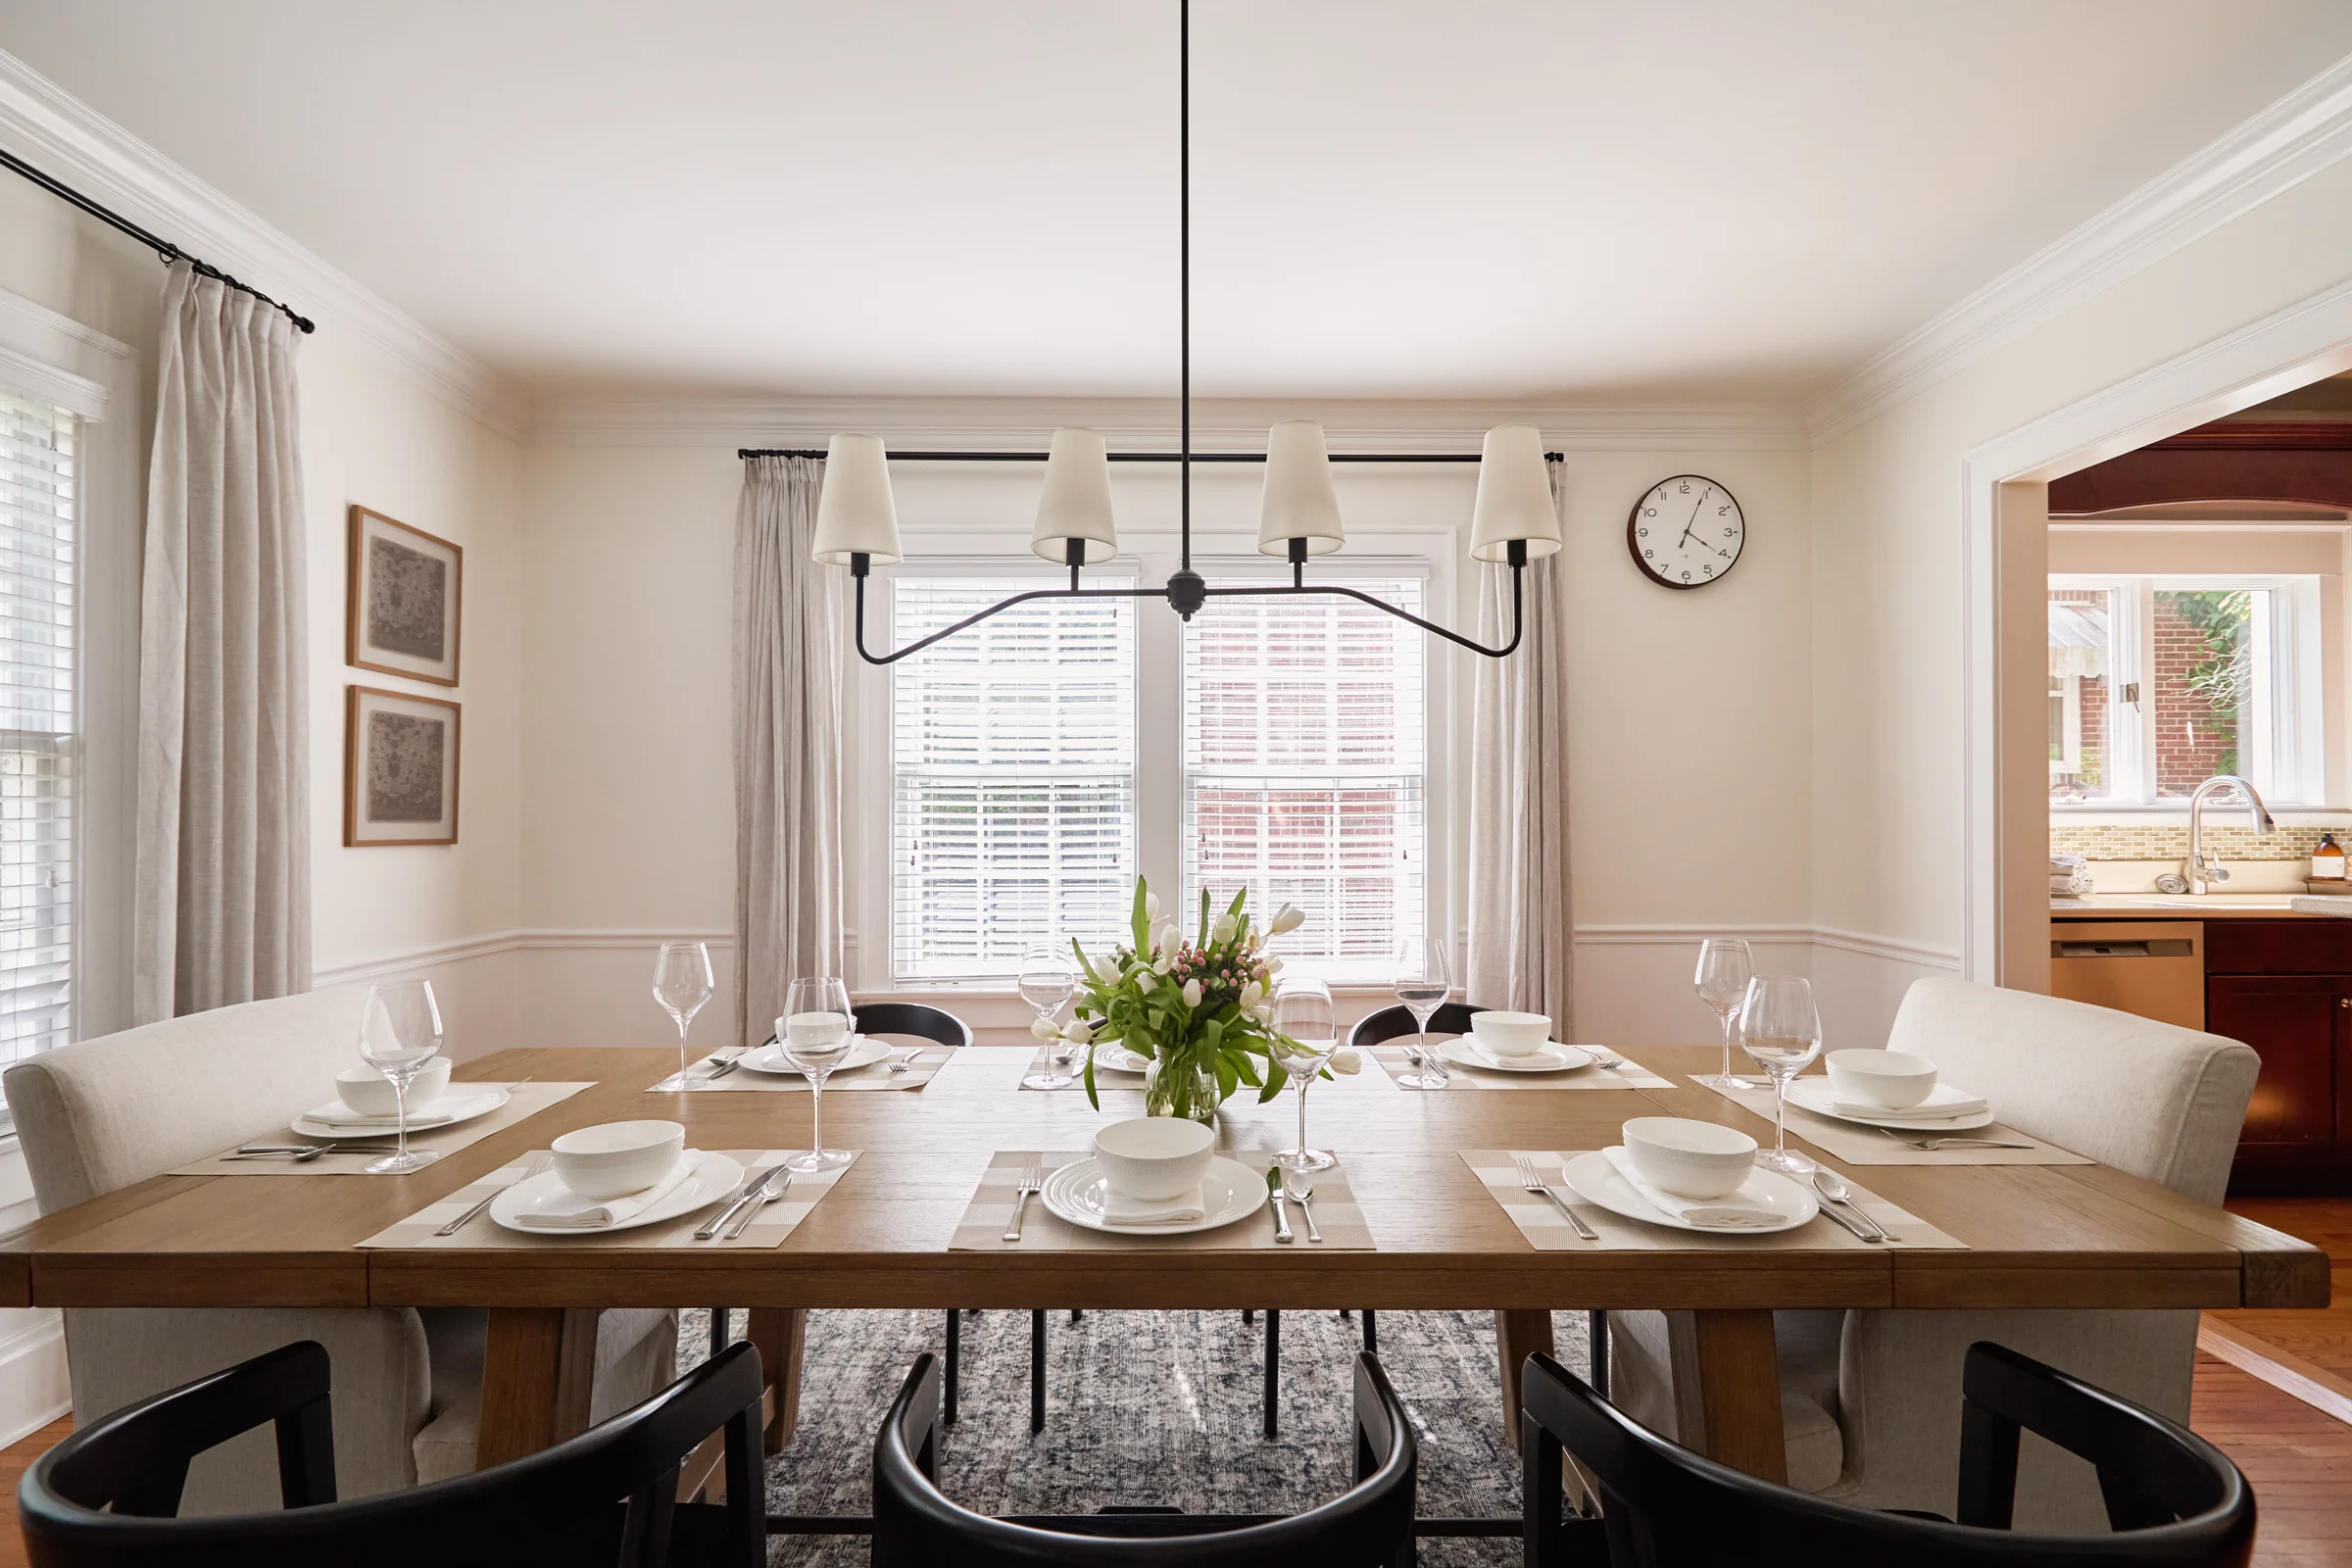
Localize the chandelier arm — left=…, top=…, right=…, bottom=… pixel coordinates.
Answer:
left=1198, top=566, right=1525, bottom=660
left=851, top=570, right=1168, bottom=667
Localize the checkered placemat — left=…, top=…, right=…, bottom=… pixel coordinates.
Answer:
left=655, top=1045, right=954, bottom=1093
left=358, top=1148, right=857, bottom=1250
left=173, top=1082, right=594, bottom=1176
left=1458, top=1149, right=1965, bottom=1251
left=1368, top=1044, right=1674, bottom=1090
left=950, top=1149, right=1375, bottom=1250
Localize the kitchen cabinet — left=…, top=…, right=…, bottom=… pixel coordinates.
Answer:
left=2204, top=921, right=2352, bottom=1195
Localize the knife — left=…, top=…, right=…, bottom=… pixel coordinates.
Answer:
left=1266, top=1166, right=1293, bottom=1244
left=719, top=1169, right=792, bottom=1241
left=696, top=1162, right=786, bottom=1241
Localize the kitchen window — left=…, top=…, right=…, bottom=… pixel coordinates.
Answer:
left=2048, top=574, right=2324, bottom=807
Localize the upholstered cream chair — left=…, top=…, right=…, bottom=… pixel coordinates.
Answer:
left=4, top=985, right=677, bottom=1513
left=1608, top=978, right=2258, bottom=1531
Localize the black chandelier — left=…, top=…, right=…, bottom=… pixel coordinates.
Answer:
left=757, top=0, right=1564, bottom=666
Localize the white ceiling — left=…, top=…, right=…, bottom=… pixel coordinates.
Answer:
left=5, top=1, right=2350, bottom=404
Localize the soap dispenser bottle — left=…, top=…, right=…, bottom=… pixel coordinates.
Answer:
left=2314, top=833, right=2346, bottom=881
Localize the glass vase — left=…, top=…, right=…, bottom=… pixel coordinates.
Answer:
left=1143, top=1054, right=1219, bottom=1124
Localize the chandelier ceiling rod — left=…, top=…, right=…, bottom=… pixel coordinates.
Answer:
left=738, top=449, right=1566, bottom=464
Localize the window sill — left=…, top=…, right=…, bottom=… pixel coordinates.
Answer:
left=2051, top=806, right=2351, bottom=825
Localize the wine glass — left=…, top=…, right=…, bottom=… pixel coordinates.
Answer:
left=1269, top=979, right=1338, bottom=1172
left=1739, top=974, right=1823, bottom=1177
left=1392, top=938, right=1452, bottom=1091
left=357, top=979, right=443, bottom=1175
left=1693, top=938, right=1755, bottom=1088
left=653, top=941, right=715, bottom=1090
left=779, top=976, right=857, bottom=1172
left=1017, top=945, right=1079, bottom=1090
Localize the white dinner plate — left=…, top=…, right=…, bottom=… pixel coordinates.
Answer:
left=293, top=1088, right=510, bottom=1140
left=739, top=1036, right=890, bottom=1075
left=1439, top=1038, right=1593, bottom=1074
left=1039, top=1155, right=1270, bottom=1237
left=1784, top=1080, right=1994, bottom=1132
left=1087, top=1046, right=1151, bottom=1075
left=489, top=1150, right=745, bottom=1236
left=1558, top=1150, right=1819, bottom=1236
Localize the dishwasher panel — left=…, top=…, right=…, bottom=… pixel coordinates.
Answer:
left=2048, top=920, right=2205, bottom=1030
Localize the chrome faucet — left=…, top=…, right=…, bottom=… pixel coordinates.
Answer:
left=2182, top=775, right=2276, bottom=895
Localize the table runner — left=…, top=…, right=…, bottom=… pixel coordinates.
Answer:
left=1017, top=1046, right=1396, bottom=1094
left=1459, top=1150, right=1965, bottom=1251
left=1692, top=1079, right=2091, bottom=1165
left=172, top=1082, right=593, bottom=1176
left=950, top=1150, right=1375, bottom=1250
left=1366, top=1042, right=1674, bottom=1091
left=359, top=1149, right=858, bottom=1250
left=657, top=1044, right=954, bottom=1093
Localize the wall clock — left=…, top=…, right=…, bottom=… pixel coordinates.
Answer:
left=1627, top=475, right=1744, bottom=589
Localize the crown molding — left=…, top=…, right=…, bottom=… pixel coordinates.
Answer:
left=532, top=393, right=1809, bottom=452
left=1805, top=50, right=2352, bottom=447
left=0, top=48, right=530, bottom=441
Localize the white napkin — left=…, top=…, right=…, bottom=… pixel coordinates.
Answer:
left=1100, top=1183, right=1208, bottom=1226
left=305, top=1099, right=460, bottom=1129
left=515, top=1153, right=701, bottom=1230
left=1602, top=1147, right=1784, bottom=1229
left=1800, top=1081, right=1989, bottom=1122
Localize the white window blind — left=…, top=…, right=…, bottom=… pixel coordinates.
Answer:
left=891, top=575, right=1137, bottom=981
left=1182, top=572, right=1426, bottom=981
left=0, top=388, right=77, bottom=1077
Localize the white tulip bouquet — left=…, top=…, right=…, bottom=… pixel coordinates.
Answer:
left=1062, top=878, right=1305, bottom=1119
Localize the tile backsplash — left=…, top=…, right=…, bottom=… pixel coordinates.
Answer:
left=2051, top=823, right=2330, bottom=862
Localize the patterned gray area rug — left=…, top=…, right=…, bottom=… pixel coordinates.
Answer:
left=680, top=1306, right=1594, bottom=1567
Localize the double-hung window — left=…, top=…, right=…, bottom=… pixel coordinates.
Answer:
left=2048, top=574, right=2324, bottom=806
left=0, top=388, right=78, bottom=1073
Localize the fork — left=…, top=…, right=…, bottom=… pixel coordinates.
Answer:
left=1880, top=1128, right=2037, bottom=1152
left=435, top=1152, right=553, bottom=1235
left=698, top=1049, right=748, bottom=1083
left=1514, top=1154, right=1600, bottom=1242
left=1003, top=1159, right=1045, bottom=1243
left=883, top=1048, right=924, bottom=1075
left=226, top=1143, right=350, bottom=1162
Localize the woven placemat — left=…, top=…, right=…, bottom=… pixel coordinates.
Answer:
left=1458, top=1149, right=1965, bottom=1251
left=950, top=1149, right=1374, bottom=1250
left=1692, top=1079, right=2090, bottom=1165
left=1367, top=1043, right=1673, bottom=1091
left=656, top=1045, right=953, bottom=1093
left=172, top=1082, right=593, bottom=1176
left=358, top=1148, right=857, bottom=1250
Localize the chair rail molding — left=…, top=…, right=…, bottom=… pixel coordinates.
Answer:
left=0, top=47, right=529, bottom=440
left=1807, top=50, right=2352, bottom=446
left=312, top=928, right=738, bottom=988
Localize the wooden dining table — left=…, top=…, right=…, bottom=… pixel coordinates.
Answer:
left=0, top=1043, right=2327, bottom=1493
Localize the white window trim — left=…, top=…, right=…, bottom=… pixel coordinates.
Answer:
left=2049, top=571, right=2327, bottom=811
left=846, top=516, right=1463, bottom=996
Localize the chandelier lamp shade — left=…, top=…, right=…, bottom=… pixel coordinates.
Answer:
left=794, top=0, right=1557, bottom=665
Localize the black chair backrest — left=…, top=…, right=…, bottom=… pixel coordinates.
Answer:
left=21, top=1339, right=769, bottom=1568
left=854, top=1003, right=974, bottom=1051
left=1348, top=1003, right=1484, bottom=1049
left=1519, top=1343, right=2254, bottom=1568
left=873, top=1350, right=1416, bottom=1567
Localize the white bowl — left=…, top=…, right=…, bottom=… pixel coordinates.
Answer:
left=1622, top=1116, right=1758, bottom=1200
left=336, top=1058, right=451, bottom=1117
left=1470, top=1010, right=1552, bottom=1058
left=552, top=1120, right=686, bottom=1200
left=1825, top=1049, right=1938, bottom=1109
left=1092, top=1117, right=1216, bottom=1201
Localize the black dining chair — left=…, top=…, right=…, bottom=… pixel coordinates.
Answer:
left=873, top=1348, right=1417, bottom=1567
left=1518, top=1341, right=2256, bottom=1567
left=18, top=1338, right=768, bottom=1568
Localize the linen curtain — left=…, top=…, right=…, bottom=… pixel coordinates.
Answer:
left=131, top=263, right=311, bottom=1022
left=734, top=455, right=847, bottom=1048
left=1464, top=456, right=1573, bottom=1025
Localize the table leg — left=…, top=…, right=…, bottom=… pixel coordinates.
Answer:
left=1665, top=1308, right=1788, bottom=1484
left=478, top=1306, right=601, bottom=1468
left=1494, top=1308, right=1556, bottom=1453
left=745, top=1307, right=807, bottom=1453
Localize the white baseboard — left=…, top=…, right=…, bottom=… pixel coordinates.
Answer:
left=0, top=1308, right=69, bottom=1447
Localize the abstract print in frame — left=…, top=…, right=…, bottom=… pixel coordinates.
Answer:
left=345, top=685, right=461, bottom=847
left=348, top=505, right=462, bottom=686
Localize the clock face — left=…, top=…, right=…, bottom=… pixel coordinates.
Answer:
left=1627, top=475, right=1744, bottom=589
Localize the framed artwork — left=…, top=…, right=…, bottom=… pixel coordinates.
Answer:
left=348, top=505, right=462, bottom=686
left=345, top=685, right=461, bottom=847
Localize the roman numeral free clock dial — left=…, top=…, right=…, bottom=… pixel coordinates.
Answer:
left=1627, top=475, right=1744, bottom=589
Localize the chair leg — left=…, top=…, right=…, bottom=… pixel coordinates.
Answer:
left=1589, top=1309, right=1609, bottom=1400
left=1263, top=1309, right=1281, bottom=1439
left=745, top=1308, right=807, bottom=1454
left=1362, top=1308, right=1377, bottom=1357
left=1030, top=1309, right=1047, bottom=1433
left=944, top=1310, right=960, bottom=1427
left=1243, top=1308, right=1253, bottom=1324
left=709, top=1306, right=728, bottom=1351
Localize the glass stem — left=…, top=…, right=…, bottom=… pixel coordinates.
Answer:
left=810, top=1074, right=825, bottom=1155
left=1720, top=1011, right=1736, bottom=1082
left=677, top=1019, right=690, bottom=1085
left=1296, top=1080, right=1309, bottom=1152
left=1772, top=1071, right=1789, bottom=1153
left=393, top=1076, right=409, bottom=1164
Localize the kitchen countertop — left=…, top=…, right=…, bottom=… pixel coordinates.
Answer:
left=2051, top=892, right=2352, bottom=919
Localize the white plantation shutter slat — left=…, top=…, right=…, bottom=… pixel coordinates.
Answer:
left=892, top=575, right=1137, bottom=981
left=0, top=389, right=76, bottom=1081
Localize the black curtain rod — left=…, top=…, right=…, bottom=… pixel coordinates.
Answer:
left=739, top=448, right=1565, bottom=464
left=0, top=146, right=317, bottom=333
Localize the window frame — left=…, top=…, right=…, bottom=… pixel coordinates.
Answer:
left=2048, top=571, right=2326, bottom=810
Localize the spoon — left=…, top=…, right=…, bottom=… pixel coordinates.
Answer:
left=1283, top=1168, right=1324, bottom=1243
left=1810, top=1168, right=1891, bottom=1242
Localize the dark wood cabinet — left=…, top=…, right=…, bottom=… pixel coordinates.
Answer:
left=2204, top=921, right=2352, bottom=1195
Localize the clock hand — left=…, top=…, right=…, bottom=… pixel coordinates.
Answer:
left=1676, top=489, right=1712, bottom=549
